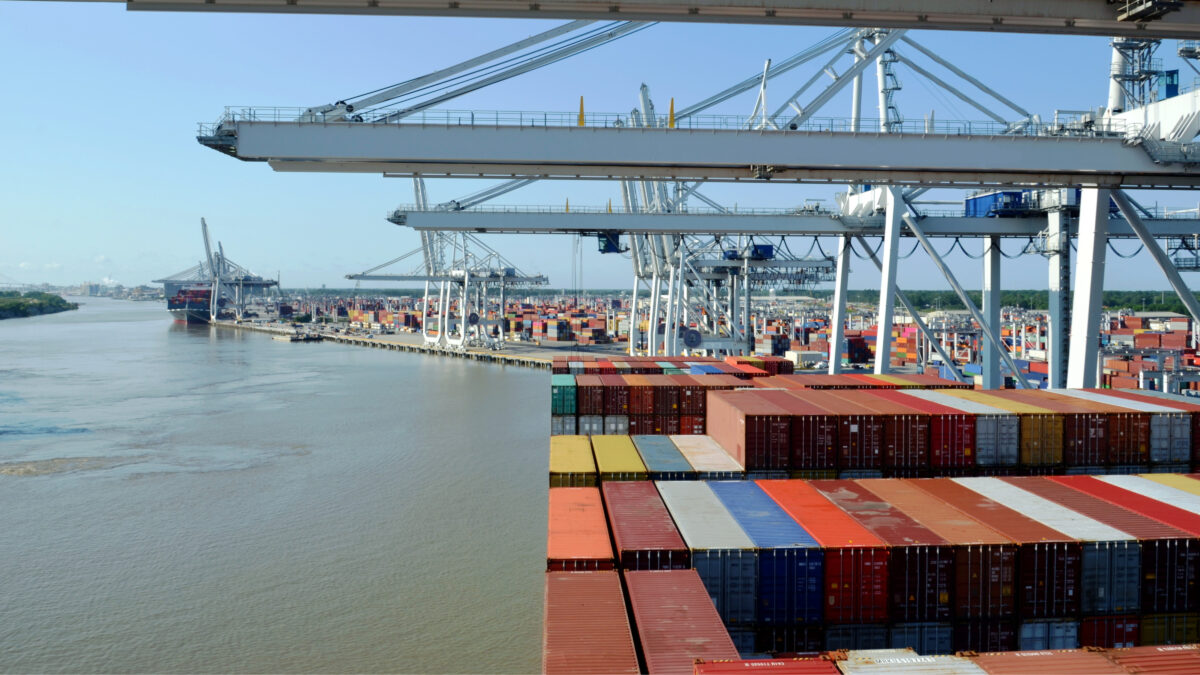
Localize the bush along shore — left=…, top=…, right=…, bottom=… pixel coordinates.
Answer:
left=0, top=292, right=78, bottom=320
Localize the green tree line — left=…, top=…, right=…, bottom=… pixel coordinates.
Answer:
left=0, top=292, right=79, bottom=320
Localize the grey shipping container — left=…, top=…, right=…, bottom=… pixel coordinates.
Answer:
left=656, top=481, right=757, bottom=627
left=825, top=624, right=889, bottom=651
left=577, top=415, right=604, bottom=435
left=901, top=390, right=1019, bottom=466
left=1018, top=619, right=1079, bottom=650
left=1058, top=389, right=1192, bottom=463
left=551, top=415, right=577, bottom=436
left=603, top=415, right=629, bottom=435
left=889, top=623, right=953, bottom=655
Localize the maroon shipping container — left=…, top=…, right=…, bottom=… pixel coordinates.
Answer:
left=599, top=374, right=630, bottom=415
left=860, top=478, right=1016, bottom=619
left=624, top=375, right=655, bottom=415
left=543, top=571, right=640, bottom=675
left=671, top=375, right=708, bottom=416
left=1099, top=388, right=1200, bottom=464
left=1079, top=615, right=1140, bottom=648
left=967, top=648, right=1129, bottom=674
left=811, top=479, right=954, bottom=622
left=1003, top=475, right=1200, bottom=613
left=679, top=415, right=706, bottom=435
left=707, top=390, right=792, bottom=471
left=821, top=389, right=929, bottom=470
left=629, top=415, right=655, bottom=436
left=953, top=619, right=1017, bottom=653
left=625, top=569, right=740, bottom=675
left=760, top=390, right=837, bottom=471
left=880, top=390, right=976, bottom=469
left=1102, top=644, right=1200, bottom=673
left=644, top=375, right=681, bottom=415
left=795, top=391, right=884, bottom=470
left=575, top=375, right=606, bottom=416
left=1035, top=389, right=1150, bottom=465
left=994, top=390, right=1109, bottom=466
left=602, top=481, right=689, bottom=570
left=660, top=415, right=681, bottom=436
left=913, top=479, right=1081, bottom=619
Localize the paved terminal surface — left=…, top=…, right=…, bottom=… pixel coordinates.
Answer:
left=216, top=320, right=630, bottom=369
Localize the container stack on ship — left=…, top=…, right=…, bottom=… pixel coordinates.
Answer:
left=542, top=364, right=1200, bottom=673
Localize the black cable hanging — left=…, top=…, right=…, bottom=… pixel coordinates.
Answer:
left=814, top=236, right=830, bottom=259
left=849, top=238, right=884, bottom=260
left=1108, top=241, right=1145, bottom=258
left=997, top=238, right=1031, bottom=259
left=954, top=237, right=987, bottom=259
left=897, top=240, right=923, bottom=259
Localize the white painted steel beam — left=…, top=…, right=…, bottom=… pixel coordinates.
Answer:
left=213, top=120, right=1200, bottom=188
left=393, top=209, right=1200, bottom=238
left=1113, top=190, right=1200, bottom=333
left=1066, top=188, right=1110, bottom=390
left=828, top=234, right=850, bottom=375
left=874, top=188, right=903, bottom=374
left=103, top=0, right=1200, bottom=39
left=904, top=214, right=1029, bottom=388
left=1046, top=209, right=1070, bottom=389
left=981, top=235, right=1001, bottom=389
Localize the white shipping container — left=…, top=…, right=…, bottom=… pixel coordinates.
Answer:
left=550, top=415, right=577, bottom=436
left=837, top=648, right=986, bottom=674
left=669, top=435, right=744, bottom=478
left=577, top=415, right=604, bottom=435
left=603, top=415, right=629, bottom=435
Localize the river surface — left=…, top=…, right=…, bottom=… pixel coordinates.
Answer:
left=0, top=298, right=547, bottom=673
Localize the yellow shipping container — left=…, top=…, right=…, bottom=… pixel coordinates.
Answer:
left=1138, top=473, right=1200, bottom=496
left=1141, top=613, right=1200, bottom=644
left=591, top=435, right=649, bottom=481
left=940, top=390, right=1064, bottom=465
left=549, top=435, right=597, bottom=487
left=872, top=374, right=914, bottom=388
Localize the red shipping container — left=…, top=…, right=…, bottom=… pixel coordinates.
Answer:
left=543, top=571, right=639, bottom=675
left=599, top=374, right=630, bottom=415
left=693, top=659, right=838, bottom=674
left=967, top=649, right=1128, bottom=673
left=624, top=570, right=740, bottom=675
left=1099, top=388, right=1200, bottom=464
left=1102, top=644, right=1200, bottom=672
left=547, top=487, right=614, bottom=571
left=602, top=481, right=689, bottom=570
left=575, top=375, right=606, bottom=416
left=659, top=415, right=681, bottom=436
left=707, top=390, right=792, bottom=471
left=629, top=415, right=656, bottom=436
left=757, top=479, right=889, bottom=623
left=776, top=391, right=838, bottom=471
left=1080, top=615, right=1140, bottom=648
left=914, top=478, right=1081, bottom=619
left=791, top=390, right=884, bottom=470
left=812, top=479, right=954, bottom=622
left=1005, top=475, right=1200, bottom=614
left=861, top=478, right=1016, bottom=619
left=671, top=375, right=708, bottom=415
left=644, top=375, right=681, bottom=415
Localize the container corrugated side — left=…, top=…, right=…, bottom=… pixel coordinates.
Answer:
left=602, top=481, right=688, bottom=570
left=858, top=478, right=1016, bottom=619
left=823, top=624, right=888, bottom=651
left=547, top=487, right=614, bottom=571
left=1049, top=474, right=1200, bottom=535
left=1016, top=618, right=1078, bottom=650
left=916, top=478, right=1080, bottom=620
left=1003, top=390, right=1115, bottom=466
left=707, top=390, right=792, bottom=471
left=886, top=623, right=954, bottom=655
left=543, top=571, right=639, bottom=675
left=575, top=375, right=605, bottom=416
left=768, top=390, right=838, bottom=471
left=550, top=374, right=578, bottom=416
left=824, top=390, right=928, bottom=471
left=1141, top=612, right=1200, bottom=644
left=1092, top=388, right=1199, bottom=464
left=1003, top=475, right=1200, bottom=614
left=709, top=480, right=823, bottom=625
left=591, top=435, right=649, bottom=481
left=953, top=476, right=1138, bottom=617
left=670, top=435, right=744, bottom=478
left=952, top=619, right=1016, bottom=653
left=625, top=569, right=740, bottom=674
left=874, top=390, right=975, bottom=469
left=811, top=479, right=954, bottom=622
left=656, top=481, right=757, bottom=627
left=941, top=390, right=1064, bottom=466
left=1079, top=615, right=1139, bottom=648
left=756, top=479, right=889, bottom=623
left=693, top=657, right=839, bottom=674
left=798, top=392, right=886, bottom=471
left=836, top=648, right=985, bottom=674
left=549, top=435, right=597, bottom=487
left=1102, top=644, right=1200, bottom=672
left=966, top=648, right=1128, bottom=674
left=632, top=435, right=696, bottom=480
left=901, top=390, right=1019, bottom=467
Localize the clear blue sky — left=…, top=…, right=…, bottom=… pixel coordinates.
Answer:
left=2, top=1, right=1197, bottom=292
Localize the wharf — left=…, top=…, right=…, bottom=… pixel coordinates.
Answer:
left=214, top=320, right=626, bottom=369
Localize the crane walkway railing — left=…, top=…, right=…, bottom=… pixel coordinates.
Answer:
left=199, top=106, right=1144, bottom=140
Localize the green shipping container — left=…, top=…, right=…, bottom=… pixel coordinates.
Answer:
left=551, top=374, right=577, bottom=415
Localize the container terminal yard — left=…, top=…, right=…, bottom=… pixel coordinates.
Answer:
left=34, top=0, right=1200, bottom=669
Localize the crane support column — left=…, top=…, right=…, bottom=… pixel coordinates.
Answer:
left=1113, top=190, right=1200, bottom=330
left=982, top=235, right=1002, bottom=389
left=829, top=234, right=851, bottom=374
left=1067, top=188, right=1111, bottom=389
left=874, top=187, right=903, bottom=374
left=1047, top=209, right=1071, bottom=389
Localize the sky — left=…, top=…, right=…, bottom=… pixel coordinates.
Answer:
left=2, top=2, right=1199, bottom=293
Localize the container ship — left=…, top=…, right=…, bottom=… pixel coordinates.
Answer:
left=154, top=219, right=278, bottom=324
left=164, top=284, right=218, bottom=324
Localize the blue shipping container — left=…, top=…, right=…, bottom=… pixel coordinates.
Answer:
left=632, top=435, right=696, bottom=480
left=709, top=481, right=824, bottom=625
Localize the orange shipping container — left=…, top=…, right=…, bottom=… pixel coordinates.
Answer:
left=547, top=487, right=614, bottom=571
